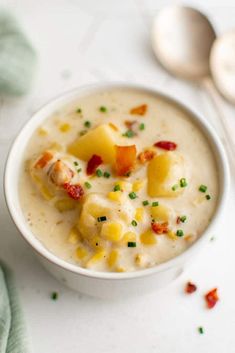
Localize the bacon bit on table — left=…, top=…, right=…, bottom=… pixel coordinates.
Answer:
left=86, top=154, right=103, bottom=175
left=109, top=122, right=119, bottom=131
left=115, top=145, right=137, bottom=176
left=205, top=288, right=219, bottom=309
left=151, top=222, right=169, bottom=234
left=63, top=183, right=84, bottom=200
left=34, top=151, right=53, bottom=169
left=154, top=140, right=177, bottom=151
left=185, top=281, right=197, bottom=294
left=138, top=149, right=156, bottom=164
left=130, top=104, right=147, bottom=116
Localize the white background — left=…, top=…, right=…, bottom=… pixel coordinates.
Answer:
left=0, top=0, right=235, bottom=352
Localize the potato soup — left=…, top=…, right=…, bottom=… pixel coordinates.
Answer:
left=19, top=88, right=218, bottom=272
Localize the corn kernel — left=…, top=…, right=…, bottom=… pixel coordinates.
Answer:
left=108, top=191, right=123, bottom=202
left=76, top=246, right=88, bottom=259
left=49, top=142, right=63, bottom=151
left=140, top=229, right=157, bottom=245
left=54, top=198, right=76, bottom=212
left=122, top=231, right=136, bottom=243
left=167, top=230, right=178, bottom=241
left=107, top=250, right=119, bottom=268
left=115, top=267, right=126, bottom=272
left=86, top=249, right=106, bottom=267
left=59, top=123, right=71, bottom=132
left=101, top=222, right=123, bottom=242
left=135, top=207, right=144, bottom=222
left=109, top=122, right=119, bottom=131
left=151, top=204, right=169, bottom=222
left=132, top=180, right=145, bottom=192
left=37, top=127, right=48, bottom=136
left=115, top=180, right=131, bottom=192
left=68, top=226, right=80, bottom=244
left=135, top=253, right=143, bottom=266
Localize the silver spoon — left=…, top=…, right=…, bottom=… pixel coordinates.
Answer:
left=151, top=5, right=234, bottom=173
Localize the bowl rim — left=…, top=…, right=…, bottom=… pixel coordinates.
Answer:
left=4, top=81, right=230, bottom=280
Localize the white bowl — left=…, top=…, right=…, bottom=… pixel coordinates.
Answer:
left=4, top=83, right=230, bottom=299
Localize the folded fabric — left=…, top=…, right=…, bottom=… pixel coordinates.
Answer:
left=0, top=262, right=29, bottom=353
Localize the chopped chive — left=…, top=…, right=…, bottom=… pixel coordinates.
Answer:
left=122, top=130, right=135, bottom=138
left=51, top=292, right=58, bottom=300
left=131, top=220, right=137, bottom=227
left=128, top=241, right=136, bottom=247
left=139, top=123, right=145, bottom=130
left=104, top=171, right=111, bottom=178
left=152, top=201, right=159, bottom=207
left=142, top=200, right=149, bottom=206
left=172, top=184, right=178, bottom=191
left=114, top=184, right=121, bottom=192
left=129, top=192, right=137, bottom=200
left=100, top=106, right=107, bottom=112
left=199, top=184, right=207, bottom=193
left=180, top=215, right=187, bottom=223
left=84, top=120, right=91, bottom=128
left=79, top=130, right=87, bottom=136
left=76, top=168, right=82, bottom=173
left=74, top=161, right=79, bottom=166
left=96, top=169, right=102, bottom=177
left=176, top=229, right=184, bottom=237
left=76, top=108, right=82, bottom=113
left=206, top=194, right=211, bottom=200
left=84, top=181, right=92, bottom=189
left=180, top=178, right=187, bottom=187
left=198, top=327, right=204, bottom=335
left=97, top=216, right=107, bottom=222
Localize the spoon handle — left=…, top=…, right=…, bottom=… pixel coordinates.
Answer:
left=202, top=78, right=235, bottom=175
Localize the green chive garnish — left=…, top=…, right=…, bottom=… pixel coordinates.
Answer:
left=139, top=123, right=145, bottom=130
left=122, top=130, right=135, bottom=138
left=142, top=200, right=149, bottom=206
left=84, top=121, right=91, bottom=128
left=84, top=182, right=92, bottom=189
left=96, top=169, right=102, bottom=177
left=51, top=292, right=58, bottom=300
left=180, top=215, right=187, bottom=223
left=172, top=184, right=178, bottom=191
left=206, top=194, right=211, bottom=200
left=100, top=106, right=107, bottom=112
left=114, top=184, right=121, bottom=192
left=76, top=108, right=82, bottom=113
left=198, top=327, right=204, bottom=334
left=104, top=171, right=111, bottom=178
left=199, top=184, right=207, bottom=193
left=77, top=168, right=82, bottom=173
left=79, top=130, right=87, bottom=136
left=131, top=220, right=137, bottom=227
left=97, top=216, right=107, bottom=222
left=152, top=201, right=159, bottom=207
left=129, top=192, right=137, bottom=200
left=74, top=161, right=79, bottom=166
left=180, top=178, right=187, bottom=187
left=128, top=241, right=136, bottom=248
left=176, top=229, right=184, bottom=237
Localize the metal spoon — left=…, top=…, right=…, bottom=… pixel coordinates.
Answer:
left=151, top=5, right=234, bottom=173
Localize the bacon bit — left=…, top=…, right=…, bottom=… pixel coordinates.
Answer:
left=205, top=288, right=219, bottom=309
left=86, top=154, right=103, bottom=175
left=109, top=122, right=119, bottom=131
left=115, top=145, right=137, bottom=176
left=154, top=141, right=177, bottom=151
left=34, top=151, right=53, bottom=169
left=130, top=104, right=147, bottom=116
left=176, top=216, right=181, bottom=224
left=63, top=183, right=84, bottom=200
left=185, top=281, right=197, bottom=294
left=151, top=222, right=169, bottom=234
left=138, top=149, right=155, bottom=164
left=124, top=120, right=137, bottom=130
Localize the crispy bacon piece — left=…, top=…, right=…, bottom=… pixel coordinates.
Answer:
left=130, top=104, right=147, bottom=116
left=124, top=120, right=138, bottom=130
left=115, top=145, right=137, bottom=176
left=138, top=149, right=155, bottom=164
left=86, top=154, right=103, bottom=175
left=151, top=222, right=169, bottom=234
left=34, top=151, right=53, bottom=169
left=185, top=281, right=197, bottom=294
left=154, top=141, right=177, bottom=151
left=205, top=288, right=219, bottom=309
left=49, top=160, right=74, bottom=186
left=63, top=183, right=84, bottom=200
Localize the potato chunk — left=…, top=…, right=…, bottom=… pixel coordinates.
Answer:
left=67, top=124, right=117, bottom=164
left=147, top=153, right=186, bottom=197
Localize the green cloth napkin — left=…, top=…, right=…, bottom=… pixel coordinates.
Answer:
left=0, top=263, right=29, bottom=353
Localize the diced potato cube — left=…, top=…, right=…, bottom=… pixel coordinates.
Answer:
left=135, top=207, right=144, bottom=221
left=67, top=124, right=117, bottom=164
left=140, top=229, right=157, bottom=245
left=108, top=191, right=124, bottom=203
left=107, top=250, right=119, bottom=268
left=132, top=180, right=145, bottom=192
left=54, top=198, right=77, bottom=212
left=147, top=153, right=185, bottom=197
left=68, top=226, right=80, bottom=244
left=76, top=246, right=88, bottom=259
left=150, top=204, right=170, bottom=222
left=101, top=222, right=123, bottom=242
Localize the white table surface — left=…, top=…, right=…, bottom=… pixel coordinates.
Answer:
left=0, top=1, right=235, bottom=352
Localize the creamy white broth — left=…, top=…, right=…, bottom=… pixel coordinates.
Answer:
left=19, top=88, right=218, bottom=272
